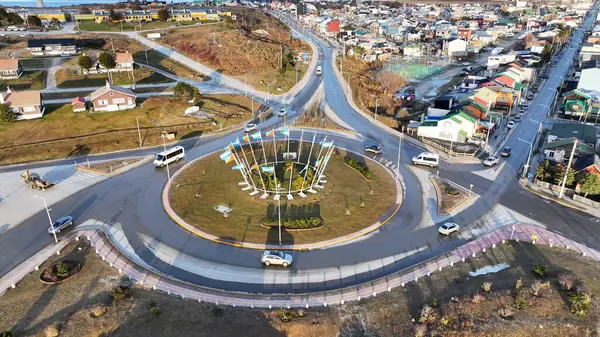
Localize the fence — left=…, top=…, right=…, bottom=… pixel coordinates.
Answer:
left=421, top=138, right=479, bottom=157
left=383, top=54, right=451, bottom=81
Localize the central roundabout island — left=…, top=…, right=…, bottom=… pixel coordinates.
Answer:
left=166, top=130, right=400, bottom=246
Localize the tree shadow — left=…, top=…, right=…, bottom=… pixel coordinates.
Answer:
left=66, top=144, right=91, bottom=159
left=266, top=225, right=295, bottom=246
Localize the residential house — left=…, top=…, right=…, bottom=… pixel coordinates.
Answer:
left=427, top=95, right=456, bottom=117
left=115, top=52, right=134, bottom=72
left=124, top=10, right=152, bottom=22
left=487, top=54, right=517, bottom=69
left=0, top=87, right=44, bottom=120
left=446, top=38, right=468, bottom=57
left=326, top=19, right=340, bottom=34
left=21, top=8, right=68, bottom=22
left=403, top=43, right=422, bottom=56
left=417, top=110, right=479, bottom=143
left=547, top=123, right=597, bottom=148
left=543, top=138, right=598, bottom=163
left=90, top=82, right=137, bottom=112
left=579, top=43, right=600, bottom=62
left=457, top=28, right=472, bottom=40
left=93, top=10, right=110, bottom=23
left=0, top=58, right=22, bottom=79
left=71, top=96, right=87, bottom=112
left=561, top=89, right=591, bottom=118
left=27, top=39, right=76, bottom=56
left=577, top=60, right=600, bottom=102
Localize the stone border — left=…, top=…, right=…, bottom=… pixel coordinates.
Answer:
left=162, top=143, right=403, bottom=251
left=429, top=175, right=476, bottom=216
left=39, top=261, right=81, bottom=285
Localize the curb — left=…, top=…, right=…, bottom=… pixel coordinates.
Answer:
left=518, top=179, right=586, bottom=212
left=161, top=146, right=402, bottom=251
left=429, top=175, right=476, bottom=215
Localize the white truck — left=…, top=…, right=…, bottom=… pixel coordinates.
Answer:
left=147, top=32, right=162, bottom=39
left=490, top=47, right=504, bottom=56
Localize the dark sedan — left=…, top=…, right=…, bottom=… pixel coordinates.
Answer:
left=47, top=216, right=74, bottom=234
left=364, top=145, right=383, bottom=154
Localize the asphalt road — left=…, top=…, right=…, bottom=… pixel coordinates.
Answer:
left=1, top=5, right=600, bottom=294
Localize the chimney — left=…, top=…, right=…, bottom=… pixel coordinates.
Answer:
left=6, top=86, right=11, bottom=94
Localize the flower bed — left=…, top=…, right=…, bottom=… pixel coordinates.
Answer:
left=344, top=158, right=373, bottom=180
left=39, top=261, right=81, bottom=284
left=262, top=217, right=323, bottom=230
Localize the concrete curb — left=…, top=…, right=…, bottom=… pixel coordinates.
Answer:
left=429, top=175, right=476, bottom=216
left=161, top=145, right=403, bottom=251
left=518, top=179, right=586, bottom=212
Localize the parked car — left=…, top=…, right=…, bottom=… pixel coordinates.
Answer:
left=278, top=106, right=287, bottom=117
left=261, top=250, right=293, bottom=267
left=48, top=216, right=74, bottom=234
left=507, top=121, right=515, bottom=129
left=514, top=116, right=522, bottom=122
left=531, top=87, right=539, bottom=93
left=540, top=74, right=549, bottom=79
left=500, top=147, right=512, bottom=157
left=364, top=144, right=382, bottom=154
left=483, top=156, right=499, bottom=167
left=438, top=222, right=460, bottom=235
left=244, top=123, right=257, bottom=133
left=526, top=93, right=534, bottom=100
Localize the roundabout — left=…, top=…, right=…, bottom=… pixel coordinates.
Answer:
left=165, top=131, right=400, bottom=247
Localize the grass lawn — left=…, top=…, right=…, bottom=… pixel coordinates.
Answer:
left=77, top=20, right=200, bottom=32
left=132, top=49, right=208, bottom=82
left=0, top=71, right=46, bottom=91
left=19, top=58, right=56, bottom=69
left=0, top=95, right=256, bottom=165
left=431, top=176, right=474, bottom=215
left=55, top=68, right=172, bottom=88
left=236, top=63, right=308, bottom=94
left=168, top=149, right=397, bottom=245
left=292, top=104, right=344, bottom=131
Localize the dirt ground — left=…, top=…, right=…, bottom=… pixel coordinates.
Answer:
left=75, top=157, right=144, bottom=175
left=1, top=239, right=599, bottom=336
left=431, top=177, right=474, bottom=215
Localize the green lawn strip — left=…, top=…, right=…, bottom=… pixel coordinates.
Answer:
left=168, top=149, right=397, bottom=245
left=77, top=20, right=198, bottom=32
left=20, top=58, right=54, bottom=69
left=55, top=68, right=172, bottom=88
left=132, top=49, right=207, bottom=81
left=0, top=71, right=46, bottom=90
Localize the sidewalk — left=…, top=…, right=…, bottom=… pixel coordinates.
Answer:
left=520, top=178, right=600, bottom=216
left=3, top=221, right=599, bottom=308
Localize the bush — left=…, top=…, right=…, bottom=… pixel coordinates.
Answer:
left=481, top=282, right=492, bottom=292
left=558, top=273, right=577, bottom=291
left=498, top=307, right=514, bottom=319
left=531, top=280, right=550, bottom=296
left=1, top=332, right=13, bottom=337
left=296, top=309, right=305, bottom=317
left=55, top=262, right=71, bottom=278
left=514, top=294, right=527, bottom=309
left=44, top=323, right=60, bottom=337
left=440, top=315, right=450, bottom=326
left=472, top=293, right=485, bottom=304
left=414, top=324, right=427, bottom=337
left=279, top=308, right=294, bottom=322
left=533, top=265, right=548, bottom=277
left=569, top=292, right=592, bottom=317
left=345, top=158, right=373, bottom=180
left=109, top=286, right=131, bottom=302
left=262, top=217, right=322, bottom=229
left=212, top=306, right=224, bottom=317
left=418, top=304, right=437, bottom=324
left=150, top=302, right=161, bottom=317
left=446, top=188, right=460, bottom=196
left=90, top=305, right=107, bottom=318
left=515, top=278, right=523, bottom=290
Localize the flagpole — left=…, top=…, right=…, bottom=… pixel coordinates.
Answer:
left=247, top=138, right=267, bottom=191
left=273, top=131, right=278, bottom=165
left=259, top=134, right=268, bottom=164
left=239, top=139, right=258, bottom=190
left=301, top=132, right=317, bottom=191
left=312, top=144, right=335, bottom=188
left=297, top=130, right=304, bottom=164
left=308, top=137, right=328, bottom=189
left=230, top=146, right=251, bottom=187
left=231, top=142, right=256, bottom=190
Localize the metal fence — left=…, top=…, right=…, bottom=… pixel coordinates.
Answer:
left=383, top=54, right=451, bottom=81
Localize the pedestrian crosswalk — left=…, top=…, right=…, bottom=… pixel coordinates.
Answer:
left=54, top=171, right=101, bottom=185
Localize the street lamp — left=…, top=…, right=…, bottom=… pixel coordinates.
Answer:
left=518, top=137, right=534, bottom=178
left=244, top=72, right=253, bottom=97
left=277, top=183, right=282, bottom=246
left=160, top=133, right=171, bottom=181
left=34, top=196, right=57, bottom=244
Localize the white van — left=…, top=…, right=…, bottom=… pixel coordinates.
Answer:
left=412, top=152, right=439, bottom=167
left=154, top=146, right=185, bottom=167
left=316, top=65, right=322, bottom=76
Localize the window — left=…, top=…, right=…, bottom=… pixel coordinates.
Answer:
left=98, top=99, right=108, bottom=105
left=548, top=151, right=555, bottom=158
left=113, top=98, right=125, bottom=104
left=110, top=92, right=114, bottom=96
left=23, top=106, right=35, bottom=113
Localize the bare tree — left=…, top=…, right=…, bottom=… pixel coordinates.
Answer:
left=376, top=71, right=405, bottom=95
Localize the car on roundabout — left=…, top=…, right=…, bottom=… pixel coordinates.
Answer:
left=364, top=144, right=382, bottom=154
left=483, top=156, right=499, bottom=167
left=438, top=222, right=460, bottom=235
left=261, top=250, right=293, bottom=267
left=48, top=216, right=74, bottom=234
left=244, top=123, right=257, bottom=133
left=500, top=147, right=512, bottom=157
left=278, top=107, right=287, bottom=117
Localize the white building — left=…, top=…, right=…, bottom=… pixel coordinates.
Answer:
left=446, top=38, right=468, bottom=57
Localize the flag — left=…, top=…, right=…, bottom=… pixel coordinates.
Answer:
left=231, top=138, right=241, bottom=148
left=261, top=166, right=275, bottom=173
left=285, top=163, right=293, bottom=172
left=243, top=134, right=250, bottom=142
left=225, top=144, right=233, bottom=151
left=299, top=165, right=308, bottom=174
left=225, top=155, right=234, bottom=164
left=250, top=131, right=262, bottom=140
left=266, top=129, right=275, bottom=137
left=250, top=163, right=259, bottom=171
left=280, top=129, right=290, bottom=137
left=220, top=150, right=232, bottom=161
left=315, top=158, right=323, bottom=167
left=320, top=141, right=333, bottom=148
left=232, top=163, right=244, bottom=170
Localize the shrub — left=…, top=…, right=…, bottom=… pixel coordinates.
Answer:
left=558, top=273, right=577, bottom=291
left=55, top=262, right=71, bottom=278
left=1, top=332, right=13, bottom=337
left=296, top=309, right=305, bottom=317
left=279, top=308, right=295, bottom=322
left=440, top=315, right=450, bottom=326
left=472, top=293, right=485, bottom=304
left=514, top=294, right=527, bottom=309
left=418, top=305, right=437, bottom=324
left=533, top=265, right=547, bottom=277
left=430, top=298, right=438, bottom=307
left=90, top=305, right=107, bottom=318
left=569, top=292, right=592, bottom=318
left=482, top=282, right=492, bottom=292
left=531, top=280, right=550, bottom=296
left=414, top=324, right=427, bottom=337
left=44, top=323, right=60, bottom=337
left=345, top=158, right=373, bottom=180
left=498, top=307, right=514, bottom=319
left=212, top=306, right=224, bottom=317
left=150, top=302, right=161, bottom=317
left=109, top=286, right=131, bottom=302
left=515, top=278, right=523, bottom=290
left=446, top=188, right=460, bottom=196
left=262, top=217, right=322, bottom=229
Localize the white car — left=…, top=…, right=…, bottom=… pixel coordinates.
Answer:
left=261, top=250, right=293, bottom=267
left=278, top=107, right=287, bottom=117
left=244, top=123, right=257, bottom=133
left=438, top=222, right=460, bottom=235
left=483, top=156, right=499, bottom=167
left=507, top=121, right=515, bottom=129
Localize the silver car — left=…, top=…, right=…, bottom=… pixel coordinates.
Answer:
left=47, top=216, right=73, bottom=234
left=261, top=250, right=293, bottom=267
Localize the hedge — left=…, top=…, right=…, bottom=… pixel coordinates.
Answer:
left=345, top=158, right=373, bottom=180
left=262, top=217, right=323, bottom=229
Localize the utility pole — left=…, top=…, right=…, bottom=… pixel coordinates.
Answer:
left=396, top=135, right=402, bottom=181
left=34, top=196, right=57, bottom=244
left=559, top=140, right=578, bottom=198
left=136, top=116, right=142, bottom=147
left=160, top=134, right=171, bottom=181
